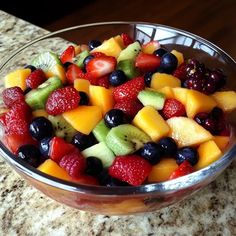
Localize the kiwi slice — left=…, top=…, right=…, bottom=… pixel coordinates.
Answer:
left=92, top=119, right=110, bottom=143
left=82, top=142, right=115, bottom=168
left=117, top=59, right=139, bottom=79
left=74, top=50, right=90, bottom=68
left=32, top=51, right=61, bottom=71
left=106, top=124, right=151, bottom=156
left=48, top=115, right=77, bottom=142
left=25, top=76, right=62, bottom=110
left=117, top=41, right=141, bottom=62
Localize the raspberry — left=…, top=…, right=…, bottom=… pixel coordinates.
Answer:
left=59, top=151, right=87, bottom=178
left=162, top=98, right=186, bottom=119
left=2, top=86, right=25, bottom=108
left=26, top=69, right=46, bottom=89
left=46, top=87, right=80, bottom=115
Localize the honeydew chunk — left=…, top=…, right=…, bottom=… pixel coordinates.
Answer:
left=195, top=140, right=222, bottom=170
left=74, top=79, right=90, bottom=94
left=212, top=91, right=236, bottom=111
left=150, top=73, right=181, bottom=90
left=171, top=50, right=184, bottom=66
left=132, top=106, right=170, bottom=142
left=167, top=116, right=212, bottom=147
left=62, top=105, right=102, bottom=135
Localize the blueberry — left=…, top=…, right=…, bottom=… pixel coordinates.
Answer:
left=176, top=147, right=199, bottom=166
left=39, top=137, right=52, bottom=157
left=160, top=52, right=178, bottom=73
left=140, top=142, right=163, bottom=165
left=109, top=70, right=127, bottom=86
left=86, top=156, right=103, bottom=176
left=83, top=55, right=95, bottom=66
left=17, top=145, right=41, bottom=168
left=144, top=71, right=154, bottom=87
left=88, top=40, right=102, bottom=50
left=29, top=117, right=53, bottom=141
left=153, top=48, right=168, bottom=57
left=79, top=91, right=89, bottom=105
left=158, top=137, right=177, bottom=156
left=24, top=65, right=36, bottom=72
left=24, top=87, right=32, bottom=94
left=104, top=109, right=127, bottom=128
left=71, top=132, right=97, bottom=151
left=98, top=170, right=129, bottom=186
left=63, top=61, right=73, bottom=69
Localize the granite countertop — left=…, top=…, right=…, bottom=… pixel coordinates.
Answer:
left=0, top=10, right=236, bottom=236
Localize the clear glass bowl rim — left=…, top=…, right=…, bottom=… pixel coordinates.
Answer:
left=0, top=21, right=236, bottom=197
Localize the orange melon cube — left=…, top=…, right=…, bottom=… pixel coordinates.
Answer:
left=195, top=140, right=222, bottom=170
left=45, top=64, right=66, bottom=84
left=89, top=85, right=115, bottom=115
left=74, top=79, right=90, bottom=94
left=171, top=50, right=184, bottom=66
left=38, top=159, right=71, bottom=181
left=156, top=86, right=175, bottom=99
left=4, top=68, right=31, bottom=91
left=186, top=90, right=217, bottom=118
left=148, top=158, right=178, bottom=183
left=172, top=87, right=188, bottom=106
left=62, top=105, right=102, bottom=135
left=150, top=73, right=181, bottom=90
left=142, top=41, right=160, bottom=54
left=132, top=106, right=170, bottom=141
left=212, top=91, right=236, bottom=111
left=213, top=136, right=230, bottom=151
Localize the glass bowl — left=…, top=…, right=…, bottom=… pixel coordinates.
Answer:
left=0, top=22, right=236, bottom=215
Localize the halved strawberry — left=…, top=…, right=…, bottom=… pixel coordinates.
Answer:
left=66, top=64, right=87, bottom=84
left=90, top=52, right=106, bottom=58
left=49, top=137, right=78, bottom=163
left=113, top=77, right=145, bottom=102
left=135, top=53, right=161, bottom=72
left=86, top=56, right=116, bottom=80
left=97, top=75, right=110, bottom=88
left=60, top=45, right=75, bottom=64
left=121, top=33, right=134, bottom=47
left=169, top=160, right=194, bottom=180
left=173, top=62, right=187, bottom=82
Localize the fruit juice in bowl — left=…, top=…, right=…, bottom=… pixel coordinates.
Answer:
left=0, top=22, right=236, bottom=215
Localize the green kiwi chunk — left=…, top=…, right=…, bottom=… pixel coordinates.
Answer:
left=117, top=41, right=141, bottom=62
left=74, top=50, right=90, bottom=68
left=92, top=119, right=110, bottom=143
left=117, top=59, right=139, bottom=79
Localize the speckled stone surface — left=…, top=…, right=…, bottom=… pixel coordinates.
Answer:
left=0, top=10, right=236, bottom=236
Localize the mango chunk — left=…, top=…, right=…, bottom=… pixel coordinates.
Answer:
left=150, top=73, right=181, bottom=90
left=32, top=109, right=48, bottom=118
left=63, top=105, right=102, bottom=134
left=4, top=68, right=31, bottom=91
left=167, top=117, right=212, bottom=147
left=195, top=140, right=222, bottom=170
left=212, top=91, right=236, bottom=111
left=114, top=35, right=125, bottom=49
left=132, top=106, right=170, bottom=141
left=171, top=50, right=184, bottom=66
left=89, top=85, right=114, bottom=115
left=38, top=159, right=71, bottom=181
left=148, top=158, right=178, bottom=183
left=172, top=87, right=188, bottom=106
left=213, top=136, right=230, bottom=151
left=74, top=79, right=90, bottom=94
left=46, top=64, right=66, bottom=84
left=186, top=90, right=217, bottom=118
left=156, top=86, right=175, bottom=99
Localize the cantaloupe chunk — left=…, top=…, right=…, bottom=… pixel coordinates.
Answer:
left=38, top=159, right=71, bottom=181
left=150, top=73, right=181, bottom=90
left=4, top=68, right=31, bottom=91
left=63, top=105, right=102, bottom=134
left=132, top=106, right=170, bottom=141
left=148, top=158, right=178, bottom=182
left=195, top=140, right=222, bottom=170
left=171, top=50, right=184, bottom=66
left=142, top=41, right=160, bottom=54
left=167, top=117, right=212, bottom=147
left=46, top=64, right=66, bottom=84
left=74, top=79, right=90, bottom=94
left=32, top=109, right=48, bottom=118
left=213, top=136, right=230, bottom=151
left=212, top=91, right=236, bottom=111
left=185, top=90, right=217, bottom=118
left=91, top=37, right=123, bottom=58
left=156, top=86, right=175, bottom=99
left=89, top=85, right=114, bottom=115
left=172, top=87, right=188, bottom=106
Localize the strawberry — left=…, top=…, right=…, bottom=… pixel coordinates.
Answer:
left=162, top=98, right=186, bottom=119
left=66, top=64, right=87, bottom=84
left=60, top=45, right=75, bottom=64
left=26, top=69, right=47, bottom=89
left=71, top=175, right=99, bottom=185
left=113, top=77, right=145, bottom=102
left=108, top=155, right=152, bottom=186
left=97, top=75, right=110, bottom=88
left=46, top=86, right=80, bottom=115
left=86, top=56, right=116, bottom=79
left=135, top=53, right=161, bottom=72
left=2, top=86, right=24, bottom=108
left=121, top=33, right=134, bottom=47
left=49, top=137, right=78, bottom=163
left=169, top=160, right=194, bottom=180
left=59, top=151, right=87, bottom=178
left=173, top=62, right=187, bottom=81
left=90, top=52, right=106, bottom=58
left=114, top=100, right=143, bottom=119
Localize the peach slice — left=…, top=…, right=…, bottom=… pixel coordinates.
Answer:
left=212, top=91, right=236, bottom=112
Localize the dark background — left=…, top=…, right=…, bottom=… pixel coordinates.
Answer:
left=1, top=0, right=236, bottom=58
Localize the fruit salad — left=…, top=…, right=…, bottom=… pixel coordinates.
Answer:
left=1, top=33, right=236, bottom=187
